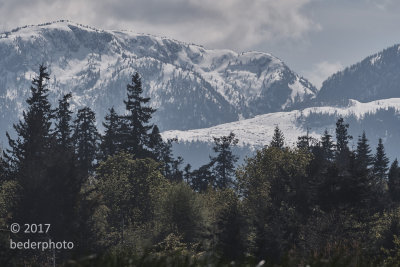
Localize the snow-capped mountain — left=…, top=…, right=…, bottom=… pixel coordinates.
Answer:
left=162, top=98, right=400, bottom=165
left=0, top=20, right=316, bottom=142
left=316, top=44, right=400, bottom=105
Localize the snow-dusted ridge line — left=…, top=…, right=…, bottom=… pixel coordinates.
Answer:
left=161, top=98, right=400, bottom=148
left=0, top=20, right=317, bottom=134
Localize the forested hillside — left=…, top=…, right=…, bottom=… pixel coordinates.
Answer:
left=2, top=67, right=400, bottom=266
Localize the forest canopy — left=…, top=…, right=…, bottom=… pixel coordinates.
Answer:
left=1, top=65, right=400, bottom=266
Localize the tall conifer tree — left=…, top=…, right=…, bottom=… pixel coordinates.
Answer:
left=373, top=138, right=389, bottom=181
left=3, top=65, right=70, bottom=232
left=120, top=72, right=155, bottom=158
left=355, top=131, right=373, bottom=172
left=73, top=107, right=99, bottom=175
left=100, top=107, right=120, bottom=160
left=55, top=93, right=73, bottom=149
left=5, top=65, right=53, bottom=170
left=210, top=132, right=239, bottom=189
left=335, top=117, right=352, bottom=169
left=321, top=129, right=335, bottom=161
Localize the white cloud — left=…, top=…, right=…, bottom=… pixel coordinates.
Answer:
left=304, top=61, right=343, bottom=89
left=0, top=0, right=320, bottom=51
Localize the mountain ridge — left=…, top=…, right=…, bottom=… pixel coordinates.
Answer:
left=0, top=21, right=316, bottom=140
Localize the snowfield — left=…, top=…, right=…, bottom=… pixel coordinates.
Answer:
left=162, top=98, right=400, bottom=148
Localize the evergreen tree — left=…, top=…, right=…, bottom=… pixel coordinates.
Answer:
left=270, top=126, right=285, bottom=148
left=297, top=128, right=317, bottom=151
left=210, top=132, right=239, bottom=189
left=148, top=125, right=164, bottom=160
left=120, top=72, right=155, bottom=158
left=389, top=159, right=400, bottom=202
left=73, top=107, right=99, bottom=175
left=320, top=129, right=335, bottom=161
left=335, top=117, right=352, bottom=169
left=355, top=131, right=373, bottom=172
left=5, top=65, right=53, bottom=170
left=191, top=163, right=214, bottom=192
left=4, top=65, right=55, bottom=225
left=100, top=107, right=120, bottom=160
left=335, top=117, right=352, bottom=153
left=183, top=164, right=192, bottom=184
left=373, top=138, right=390, bottom=181
left=55, top=93, right=73, bottom=149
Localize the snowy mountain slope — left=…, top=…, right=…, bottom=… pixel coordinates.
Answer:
left=0, top=20, right=316, bottom=141
left=162, top=98, right=400, bottom=157
left=316, top=44, right=400, bottom=105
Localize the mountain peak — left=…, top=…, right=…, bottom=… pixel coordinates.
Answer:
left=317, top=43, right=400, bottom=105
left=0, top=22, right=316, bottom=144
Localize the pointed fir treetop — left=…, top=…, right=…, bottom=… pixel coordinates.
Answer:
left=119, top=72, right=156, bottom=157
left=100, top=107, right=121, bottom=160
left=321, top=129, right=335, bottom=161
left=55, top=93, right=73, bottom=148
left=270, top=126, right=285, bottom=148
left=5, top=64, right=53, bottom=167
left=335, top=117, right=352, bottom=153
left=210, top=132, right=239, bottom=189
left=373, top=138, right=389, bottom=180
left=27, top=64, right=51, bottom=112
left=123, top=72, right=155, bottom=120
left=356, top=131, right=373, bottom=170
left=148, top=125, right=164, bottom=160
left=73, top=107, right=99, bottom=175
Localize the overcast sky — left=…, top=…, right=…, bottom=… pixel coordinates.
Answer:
left=1, top=0, right=400, bottom=88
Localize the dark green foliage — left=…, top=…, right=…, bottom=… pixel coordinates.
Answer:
left=190, top=163, right=214, bottom=192
left=1, top=67, right=85, bottom=265
left=100, top=107, right=120, bottom=160
left=148, top=125, right=164, bottom=160
left=96, top=153, right=167, bottom=235
left=335, top=117, right=352, bottom=152
left=373, top=138, right=390, bottom=181
left=73, top=107, right=99, bottom=175
left=355, top=131, right=373, bottom=172
left=55, top=93, right=73, bottom=149
left=237, top=146, right=311, bottom=260
left=183, top=164, right=192, bottom=184
left=213, top=189, right=246, bottom=261
left=5, top=65, right=53, bottom=170
left=210, top=132, right=239, bottom=189
left=389, top=159, right=400, bottom=202
left=297, top=129, right=317, bottom=152
left=119, top=72, right=155, bottom=158
left=335, top=117, right=352, bottom=169
left=156, top=182, right=205, bottom=245
left=270, top=126, right=285, bottom=148
left=4, top=65, right=56, bottom=227
left=321, top=129, right=335, bottom=161
left=3, top=66, right=400, bottom=266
